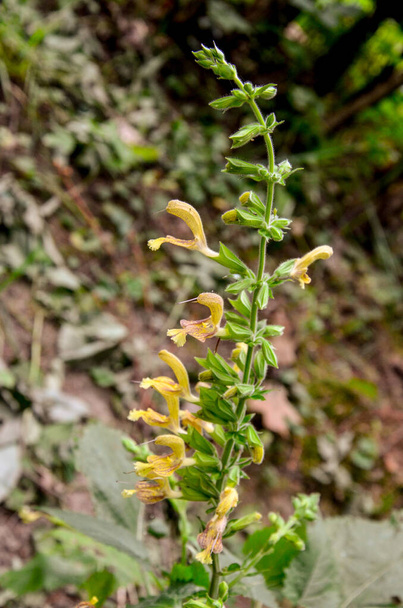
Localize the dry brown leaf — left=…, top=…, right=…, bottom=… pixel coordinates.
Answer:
left=248, top=383, right=301, bottom=437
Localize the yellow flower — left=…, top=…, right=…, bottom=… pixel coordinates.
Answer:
left=148, top=200, right=218, bottom=258
left=127, top=407, right=177, bottom=431
left=158, top=350, right=198, bottom=402
left=215, top=487, right=239, bottom=518
left=139, top=376, right=181, bottom=431
left=122, top=478, right=181, bottom=504
left=134, top=435, right=195, bottom=479
left=290, top=245, right=333, bottom=289
left=167, top=293, right=224, bottom=347
left=196, top=487, right=238, bottom=565
left=179, top=409, right=214, bottom=435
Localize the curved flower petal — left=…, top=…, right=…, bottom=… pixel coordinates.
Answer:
left=134, top=435, right=195, bottom=479
left=148, top=200, right=218, bottom=258
left=167, top=293, right=224, bottom=347
left=290, top=245, right=333, bottom=289
left=158, top=350, right=197, bottom=402
left=128, top=408, right=171, bottom=428
left=140, top=376, right=182, bottom=396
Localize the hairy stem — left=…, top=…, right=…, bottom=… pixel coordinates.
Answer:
left=209, top=553, right=221, bottom=598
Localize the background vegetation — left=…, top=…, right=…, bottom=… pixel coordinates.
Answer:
left=0, top=0, right=402, bottom=606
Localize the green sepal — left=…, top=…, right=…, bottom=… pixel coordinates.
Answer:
left=253, top=83, right=277, bottom=99
left=209, top=95, right=245, bottom=111
left=224, top=311, right=249, bottom=327
left=264, top=325, right=284, bottom=337
left=272, top=258, right=296, bottom=277
left=254, top=350, right=268, bottom=381
left=269, top=226, right=284, bottom=241
left=258, top=339, right=278, bottom=368
left=265, top=112, right=284, bottom=132
left=246, top=425, right=264, bottom=448
left=209, top=424, right=226, bottom=447
left=226, top=277, right=256, bottom=294
left=236, top=208, right=264, bottom=227
left=185, top=427, right=215, bottom=456
left=198, top=387, right=237, bottom=423
left=229, top=291, right=251, bottom=317
left=226, top=466, right=241, bottom=486
left=180, top=467, right=219, bottom=500
left=224, top=158, right=270, bottom=182
left=235, top=383, right=258, bottom=397
left=194, top=452, right=220, bottom=472
left=256, top=283, right=270, bottom=310
left=230, top=123, right=266, bottom=149
left=216, top=242, right=250, bottom=275
left=240, top=191, right=266, bottom=214
left=225, top=321, right=253, bottom=341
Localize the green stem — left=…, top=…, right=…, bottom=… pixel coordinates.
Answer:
left=209, top=553, right=221, bottom=598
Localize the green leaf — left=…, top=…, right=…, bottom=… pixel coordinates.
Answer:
left=81, top=569, right=117, bottom=607
left=76, top=423, right=140, bottom=533
left=127, top=584, right=197, bottom=608
left=233, top=573, right=279, bottom=607
left=41, top=508, right=147, bottom=561
left=325, top=516, right=403, bottom=607
left=243, top=527, right=300, bottom=589
left=170, top=563, right=209, bottom=589
left=283, top=521, right=341, bottom=608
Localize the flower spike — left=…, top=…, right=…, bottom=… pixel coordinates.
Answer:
left=148, top=200, right=219, bottom=258
left=290, top=245, right=333, bottom=289
left=167, top=292, right=224, bottom=347
left=134, top=435, right=195, bottom=479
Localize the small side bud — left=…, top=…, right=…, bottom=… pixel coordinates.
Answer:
left=221, top=209, right=239, bottom=224
left=218, top=581, right=229, bottom=601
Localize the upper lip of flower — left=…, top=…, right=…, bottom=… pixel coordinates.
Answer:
left=147, top=200, right=218, bottom=258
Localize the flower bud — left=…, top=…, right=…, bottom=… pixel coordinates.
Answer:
left=221, top=209, right=239, bottom=224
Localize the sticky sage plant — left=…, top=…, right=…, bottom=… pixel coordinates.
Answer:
left=123, top=45, right=333, bottom=607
